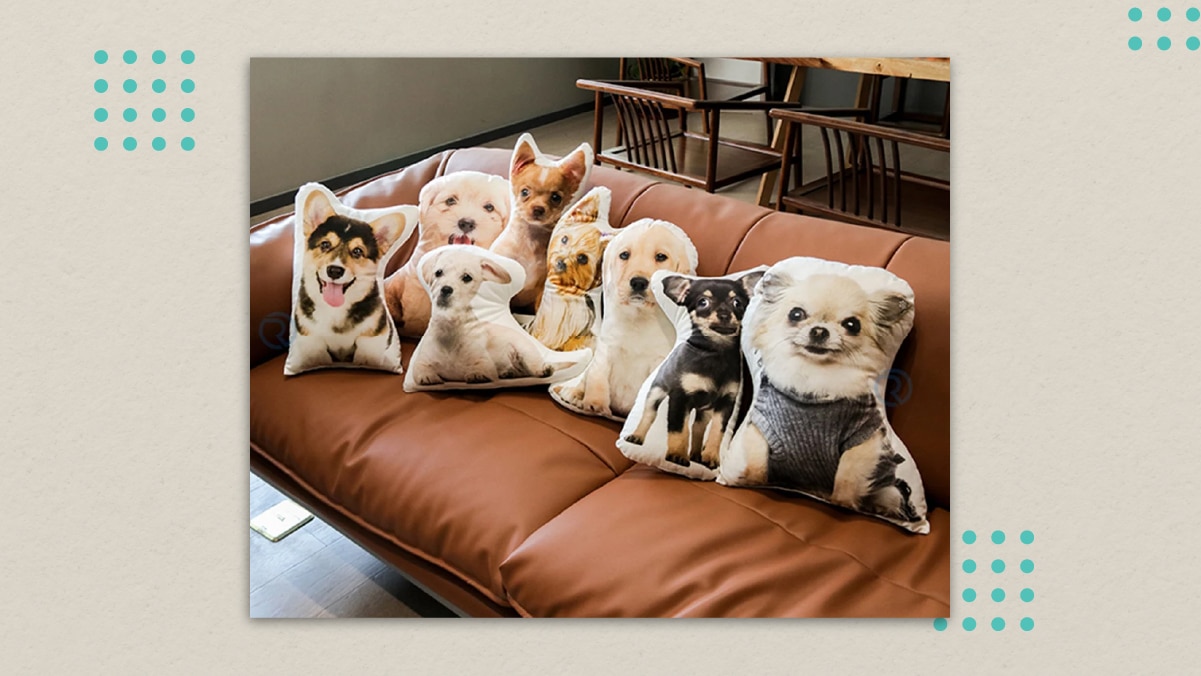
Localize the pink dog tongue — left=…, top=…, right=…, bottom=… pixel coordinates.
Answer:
left=323, top=282, right=346, bottom=307
left=451, top=234, right=472, bottom=245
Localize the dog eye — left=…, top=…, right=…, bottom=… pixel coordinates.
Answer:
left=732, top=298, right=742, bottom=310
left=550, top=192, right=562, bottom=204
left=445, top=197, right=457, bottom=206
left=561, top=236, right=569, bottom=244
left=788, top=307, right=807, bottom=322
left=698, top=298, right=710, bottom=309
left=655, top=253, right=668, bottom=262
left=576, top=254, right=588, bottom=265
left=434, top=269, right=443, bottom=278
left=619, top=251, right=630, bottom=260
left=319, top=241, right=332, bottom=252
left=520, top=188, right=530, bottom=198
left=461, top=274, right=473, bottom=283
left=351, top=247, right=364, bottom=259
left=841, top=317, right=861, bottom=335
left=483, top=203, right=494, bottom=212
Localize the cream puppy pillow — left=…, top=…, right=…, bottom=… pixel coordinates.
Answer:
left=404, top=246, right=591, bottom=391
left=719, top=257, right=929, bottom=533
left=617, top=267, right=766, bottom=480
left=285, top=183, right=418, bottom=375
left=384, top=170, right=511, bottom=338
left=550, top=218, right=698, bottom=420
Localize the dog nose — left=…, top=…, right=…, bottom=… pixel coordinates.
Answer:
left=810, top=326, right=829, bottom=343
left=531, top=206, right=546, bottom=219
left=555, top=259, right=567, bottom=273
left=326, top=265, right=345, bottom=280
left=457, top=218, right=475, bottom=233
left=440, top=285, right=453, bottom=296
left=629, top=277, right=649, bottom=292
left=717, top=310, right=733, bottom=323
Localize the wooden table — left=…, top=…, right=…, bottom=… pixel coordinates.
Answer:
left=743, top=57, right=950, bottom=205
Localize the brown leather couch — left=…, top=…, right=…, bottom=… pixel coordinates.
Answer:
left=249, top=147, right=950, bottom=617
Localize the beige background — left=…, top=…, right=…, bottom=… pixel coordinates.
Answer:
left=1, top=0, right=1196, bottom=672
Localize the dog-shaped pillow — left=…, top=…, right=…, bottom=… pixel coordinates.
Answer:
left=527, top=186, right=615, bottom=352
left=284, top=183, right=418, bottom=375
left=719, top=257, right=930, bottom=533
left=550, top=218, right=698, bottom=420
left=617, top=267, right=766, bottom=480
left=404, top=246, right=591, bottom=391
left=384, top=170, right=511, bottom=338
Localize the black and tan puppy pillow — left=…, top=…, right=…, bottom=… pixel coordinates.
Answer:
left=719, top=256, right=930, bottom=534
left=617, top=267, right=766, bottom=480
left=285, top=183, right=418, bottom=375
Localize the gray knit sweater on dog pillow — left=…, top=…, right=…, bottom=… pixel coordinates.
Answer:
left=750, top=378, right=883, bottom=494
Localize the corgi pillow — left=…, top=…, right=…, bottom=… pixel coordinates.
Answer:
left=549, top=218, right=698, bottom=421
left=528, top=186, right=615, bottom=352
left=284, top=183, right=418, bottom=376
left=617, top=267, right=767, bottom=480
left=404, top=246, right=592, bottom=391
left=384, top=170, right=512, bottom=339
left=718, top=257, right=929, bottom=533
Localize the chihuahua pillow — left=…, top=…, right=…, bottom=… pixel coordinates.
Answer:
left=617, top=267, right=767, bottom=480
left=284, top=183, right=418, bottom=376
left=528, top=186, right=615, bottom=352
left=403, top=246, right=592, bottom=391
left=718, top=257, right=930, bottom=534
left=549, top=218, right=698, bottom=421
left=384, top=170, right=511, bottom=338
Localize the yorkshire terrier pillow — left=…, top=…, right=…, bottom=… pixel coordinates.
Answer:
left=284, top=183, right=418, bottom=376
left=527, top=186, right=615, bottom=352
left=617, top=267, right=766, bottom=480
left=718, top=257, right=930, bottom=534
left=403, top=246, right=592, bottom=391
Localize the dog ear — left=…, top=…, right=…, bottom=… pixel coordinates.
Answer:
left=870, top=291, right=913, bottom=327
left=480, top=259, right=513, bottom=286
left=301, top=189, right=337, bottom=237
left=511, top=134, right=539, bottom=176
left=419, top=251, right=443, bottom=288
left=739, top=269, right=766, bottom=297
left=369, top=212, right=408, bottom=250
left=567, top=190, right=602, bottom=224
left=755, top=269, right=793, bottom=303
left=559, top=142, right=594, bottom=187
left=660, top=275, right=692, bottom=306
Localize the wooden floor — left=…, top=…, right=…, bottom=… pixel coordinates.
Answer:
left=249, top=108, right=951, bottom=619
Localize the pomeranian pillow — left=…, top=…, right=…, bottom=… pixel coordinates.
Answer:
left=617, top=267, right=766, bottom=480
left=549, top=218, right=698, bottom=421
left=404, top=246, right=592, bottom=391
left=284, top=183, right=418, bottom=376
left=384, top=170, right=511, bottom=338
left=718, top=257, right=930, bottom=534
left=528, top=186, right=615, bottom=352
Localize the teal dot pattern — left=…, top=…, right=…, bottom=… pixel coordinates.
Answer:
left=1129, top=7, right=1201, bottom=52
left=91, top=48, right=196, bottom=152
left=934, top=528, right=1036, bottom=633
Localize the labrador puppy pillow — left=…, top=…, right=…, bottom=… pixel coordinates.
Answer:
left=719, top=257, right=930, bottom=534
left=550, top=218, right=698, bottom=420
left=404, top=246, right=591, bottom=391
left=617, top=267, right=766, bottom=480
left=284, top=183, right=418, bottom=375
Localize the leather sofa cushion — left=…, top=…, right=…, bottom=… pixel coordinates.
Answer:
left=499, top=466, right=950, bottom=617
left=250, top=342, right=631, bottom=604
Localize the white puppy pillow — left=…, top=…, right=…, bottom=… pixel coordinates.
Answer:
left=617, top=267, right=767, bottom=480
left=719, top=257, right=929, bottom=533
left=404, top=246, right=591, bottom=391
left=384, top=170, right=511, bottom=338
left=550, top=218, right=698, bottom=420
left=285, top=183, right=418, bottom=375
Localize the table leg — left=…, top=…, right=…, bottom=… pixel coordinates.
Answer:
left=755, top=66, right=806, bottom=207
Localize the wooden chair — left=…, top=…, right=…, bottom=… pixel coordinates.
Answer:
left=578, top=79, right=867, bottom=194
left=617, top=58, right=771, bottom=139
left=770, top=109, right=950, bottom=239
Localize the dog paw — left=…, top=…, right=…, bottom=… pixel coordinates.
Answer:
left=698, top=457, right=719, bottom=470
left=665, top=453, right=691, bottom=467
left=466, top=373, right=492, bottom=384
left=417, top=376, right=443, bottom=386
left=539, top=366, right=554, bottom=378
left=623, top=433, right=644, bottom=445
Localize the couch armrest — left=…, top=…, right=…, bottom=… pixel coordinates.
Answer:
left=249, top=151, right=450, bottom=369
